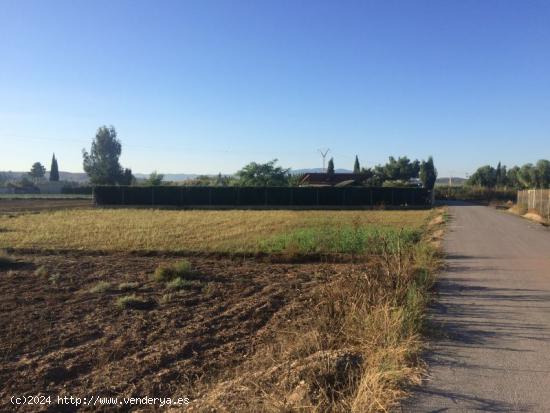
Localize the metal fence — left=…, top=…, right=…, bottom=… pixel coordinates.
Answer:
left=517, top=189, right=550, bottom=221
left=93, top=186, right=433, bottom=208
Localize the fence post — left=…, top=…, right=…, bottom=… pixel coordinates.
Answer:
left=151, top=187, right=155, bottom=206
left=264, top=187, right=268, bottom=206
left=290, top=187, right=293, bottom=206
left=316, top=188, right=320, bottom=206
left=208, top=187, right=212, bottom=206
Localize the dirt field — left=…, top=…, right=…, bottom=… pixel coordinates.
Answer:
left=0, top=198, right=92, bottom=214
left=0, top=252, right=350, bottom=412
left=0, top=206, right=441, bottom=412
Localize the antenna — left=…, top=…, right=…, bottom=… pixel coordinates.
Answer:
left=318, top=148, right=330, bottom=172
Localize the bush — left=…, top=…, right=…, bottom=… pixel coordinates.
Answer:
left=153, top=260, right=193, bottom=282
left=434, top=186, right=516, bottom=202
left=116, top=294, right=154, bottom=310
left=166, top=277, right=202, bottom=290
left=118, top=282, right=139, bottom=291
left=90, top=281, right=112, bottom=293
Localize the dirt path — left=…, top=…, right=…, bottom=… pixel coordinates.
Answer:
left=403, top=202, right=550, bottom=412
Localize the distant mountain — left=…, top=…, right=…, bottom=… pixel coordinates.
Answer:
left=2, top=169, right=358, bottom=183
left=291, top=168, right=353, bottom=175
left=0, top=171, right=89, bottom=182
left=133, top=173, right=202, bottom=181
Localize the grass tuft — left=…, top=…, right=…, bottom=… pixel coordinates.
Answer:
left=153, top=259, right=194, bottom=282
left=90, top=281, right=112, bottom=293
left=118, top=282, right=140, bottom=291
left=116, top=294, right=154, bottom=310
left=166, top=277, right=202, bottom=290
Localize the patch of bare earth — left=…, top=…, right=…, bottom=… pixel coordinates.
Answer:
left=0, top=199, right=92, bottom=214
left=0, top=253, right=346, bottom=412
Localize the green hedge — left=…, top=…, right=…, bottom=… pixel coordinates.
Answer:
left=434, top=186, right=517, bottom=202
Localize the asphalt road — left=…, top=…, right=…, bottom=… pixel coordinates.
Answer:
left=402, top=202, right=550, bottom=412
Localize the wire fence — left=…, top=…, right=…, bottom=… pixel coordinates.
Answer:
left=517, top=189, right=550, bottom=221
left=93, top=186, right=433, bottom=209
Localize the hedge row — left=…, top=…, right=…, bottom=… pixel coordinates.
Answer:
left=93, top=186, right=433, bottom=208
left=434, top=186, right=517, bottom=202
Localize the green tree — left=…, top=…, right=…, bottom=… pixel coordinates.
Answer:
left=495, top=162, right=502, bottom=187
left=535, top=159, right=550, bottom=188
left=419, top=156, right=437, bottom=189
left=29, top=162, right=46, bottom=181
left=236, top=159, right=290, bottom=186
left=49, top=154, right=60, bottom=182
left=376, top=156, right=420, bottom=183
left=120, top=168, right=134, bottom=185
left=82, top=126, right=130, bottom=185
left=468, top=165, right=497, bottom=187
left=146, top=171, right=164, bottom=185
left=327, top=158, right=335, bottom=175
left=353, top=155, right=360, bottom=174
left=518, top=163, right=536, bottom=188
left=506, top=166, right=522, bottom=188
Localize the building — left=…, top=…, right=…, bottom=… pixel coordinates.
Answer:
left=298, top=173, right=364, bottom=187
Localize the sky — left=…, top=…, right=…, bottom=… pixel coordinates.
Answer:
left=1, top=0, right=549, bottom=177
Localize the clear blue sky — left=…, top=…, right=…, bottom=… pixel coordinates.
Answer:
left=1, top=0, right=549, bottom=177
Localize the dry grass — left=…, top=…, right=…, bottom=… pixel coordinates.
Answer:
left=194, top=209, right=444, bottom=412
left=0, top=209, right=430, bottom=253
left=0, top=207, right=442, bottom=412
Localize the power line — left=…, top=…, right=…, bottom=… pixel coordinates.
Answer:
left=318, top=148, right=330, bottom=172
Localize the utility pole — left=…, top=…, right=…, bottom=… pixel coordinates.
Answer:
left=318, top=148, right=330, bottom=172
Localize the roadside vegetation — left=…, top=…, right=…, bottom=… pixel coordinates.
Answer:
left=197, top=209, right=444, bottom=412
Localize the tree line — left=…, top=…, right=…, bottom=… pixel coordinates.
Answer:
left=468, top=160, right=550, bottom=189
left=80, top=125, right=438, bottom=189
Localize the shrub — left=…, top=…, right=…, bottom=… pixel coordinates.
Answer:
left=116, top=294, right=154, bottom=310
left=90, top=281, right=112, bottom=293
left=166, top=277, right=202, bottom=290
left=118, top=282, right=139, bottom=291
left=153, top=259, right=193, bottom=282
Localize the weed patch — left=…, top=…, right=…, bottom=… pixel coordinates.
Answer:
left=118, top=282, right=139, bottom=291
left=166, top=277, right=202, bottom=290
left=90, top=281, right=112, bottom=293
left=153, top=260, right=194, bottom=282
left=260, top=225, right=421, bottom=256
left=116, top=294, right=154, bottom=310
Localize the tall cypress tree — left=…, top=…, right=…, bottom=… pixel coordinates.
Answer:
left=419, top=156, right=437, bottom=189
left=327, top=158, right=335, bottom=175
left=495, top=161, right=502, bottom=187
left=49, top=153, right=60, bottom=182
left=353, top=155, right=360, bottom=173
